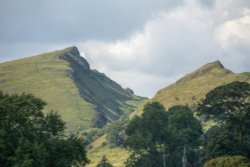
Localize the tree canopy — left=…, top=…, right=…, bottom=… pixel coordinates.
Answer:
left=125, top=102, right=202, bottom=167
left=198, top=81, right=250, bottom=164
left=198, top=81, right=250, bottom=142
left=125, top=102, right=169, bottom=151
left=201, top=125, right=244, bottom=162
left=0, top=91, right=89, bottom=167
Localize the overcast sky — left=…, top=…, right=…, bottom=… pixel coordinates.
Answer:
left=0, top=0, right=250, bottom=97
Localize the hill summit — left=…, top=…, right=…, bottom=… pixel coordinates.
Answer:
left=0, top=47, right=145, bottom=132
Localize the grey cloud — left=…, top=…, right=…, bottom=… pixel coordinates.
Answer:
left=0, top=0, right=183, bottom=43
left=199, top=0, right=215, bottom=7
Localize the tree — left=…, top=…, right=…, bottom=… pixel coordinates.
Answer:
left=92, top=111, right=107, bottom=128
left=201, top=125, right=244, bottom=162
left=167, top=106, right=203, bottom=167
left=124, top=102, right=202, bottom=167
left=198, top=82, right=250, bottom=161
left=0, top=91, right=89, bottom=167
left=106, top=117, right=128, bottom=146
left=96, top=156, right=113, bottom=167
left=198, top=81, right=250, bottom=143
left=203, top=156, right=250, bottom=167
left=125, top=102, right=169, bottom=151
left=125, top=102, right=169, bottom=167
left=168, top=105, right=202, bottom=147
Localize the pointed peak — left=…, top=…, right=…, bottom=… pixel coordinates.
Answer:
left=205, top=60, right=224, bottom=69
left=175, top=61, right=231, bottom=85
left=195, top=60, right=227, bottom=73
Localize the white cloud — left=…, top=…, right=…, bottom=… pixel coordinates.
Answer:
left=79, top=0, right=250, bottom=97
left=216, top=14, right=250, bottom=48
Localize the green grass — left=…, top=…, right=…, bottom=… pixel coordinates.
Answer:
left=0, top=48, right=95, bottom=132
left=87, top=145, right=129, bottom=167
left=0, top=47, right=145, bottom=132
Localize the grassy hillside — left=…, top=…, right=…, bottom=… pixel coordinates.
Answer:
left=0, top=47, right=145, bottom=132
left=149, top=61, right=250, bottom=111
left=87, top=135, right=129, bottom=167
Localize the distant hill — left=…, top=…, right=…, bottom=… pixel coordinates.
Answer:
left=131, top=61, right=250, bottom=117
left=0, top=47, right=145, bottom=132
left=152, top=60, right=250, bottom=110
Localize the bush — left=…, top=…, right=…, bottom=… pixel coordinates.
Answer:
left=97, top=156, right=113, bottom=167
left=106, top=117, right=128, bottom=146
left=204, top=156, right=250, bottom=167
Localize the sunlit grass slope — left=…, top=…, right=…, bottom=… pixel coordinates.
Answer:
left=0, top=47, right=94, bottom=132
left=0, top=47, right=145, bottom=132
left=152, top=61, right=250, bottom=110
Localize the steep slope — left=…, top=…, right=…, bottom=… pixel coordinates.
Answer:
left=0, top=47, right=145, bottom=132
left=152, top=61, right=250, bottom=110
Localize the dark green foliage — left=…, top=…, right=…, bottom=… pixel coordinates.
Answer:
left=167, top=105, right=203, bottom=167
left=44, top=111, right=65, bottom=136
left=125, top=102, right=169, bottom=150
left=168, top=105, right=202, bottom=147
left=198, top=81, right=250, bottom=142
left=82, top=129, right=104, bottom=147
left=46, top=136, right=89, bottom=167
left=0, top=91, right=89, bottom=167
left=106, top=117, right=128, bottom=146
left=92, top=112, right=107, bottom=128
left=96, top=156, right=113, bottom=167
left=198, top=81, right=250, bottom=162
left=125, top=102, right=202, bottom=167
left=125, top=102, right=169, bottom=167
left=203, top=156, right=250, bottom=167
left=201, top=125, right=244, bottom=162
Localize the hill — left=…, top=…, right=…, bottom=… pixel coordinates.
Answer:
left=0, top=47, right=145, bottom=132
left=151, top=61, right=250, bottom=110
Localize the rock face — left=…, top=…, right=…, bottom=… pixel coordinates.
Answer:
left=125, top=87, right=134, bottom=95
left=151, top=61, right=250, bottom=110
left=0, top=47, right=145, bottom=131
left=60, top=47, right=145, bottom=127
left=61, top=46, right=90, bottom=70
